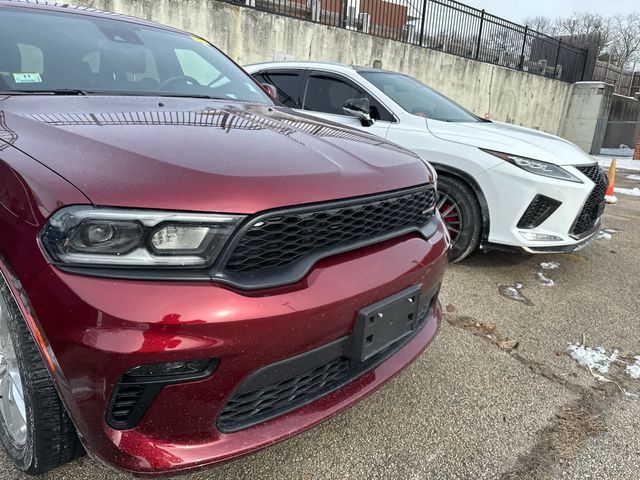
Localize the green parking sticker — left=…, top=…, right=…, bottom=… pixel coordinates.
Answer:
left=13, top=73, right=42, bottom=84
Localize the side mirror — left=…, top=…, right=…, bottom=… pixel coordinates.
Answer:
left=342, top=97, right=374, bottom=127
left=261, top=83, right=278, bottom=101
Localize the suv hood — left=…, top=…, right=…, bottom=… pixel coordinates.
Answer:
left=0, top=96, right=430, bottom=213
left=427, top=119, right=595, bottom=166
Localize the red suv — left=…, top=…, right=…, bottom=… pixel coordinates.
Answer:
left=0, top=1, right=448, bottom=476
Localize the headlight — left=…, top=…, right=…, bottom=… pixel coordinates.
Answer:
left=481, top=149, right=582, bottom=183
left=40, top=206, right=245, bottom=268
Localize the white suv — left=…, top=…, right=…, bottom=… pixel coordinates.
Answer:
left=245, top=61, right=607, bottom=261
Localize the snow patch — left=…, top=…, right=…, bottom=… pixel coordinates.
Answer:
left=535, top=271, right=554, bottom=286
left=539, top=261, right=559, bottom=270
left=614, top=187, right=640, bottom=197
left=568, top=344, right=619, bottom=374
left=497, top=282, right=533, bottom=306
left=600, top=146, right=634, bottom=157
left=596, top=231, right=612, bottom=240
left=573, top=239, right=593, bottom=251
left=627, top=357, right=640, bottom=380
left=626, top=174, right=640, bottom=181
left=593, top=156, right=640, bottom=172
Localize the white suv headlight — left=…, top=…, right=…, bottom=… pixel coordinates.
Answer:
left=481, top=149, right=582, bottom=183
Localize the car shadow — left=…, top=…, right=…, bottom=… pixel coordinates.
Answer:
left=455, top=248, right=535, bottom=269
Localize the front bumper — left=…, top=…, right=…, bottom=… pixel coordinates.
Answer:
left=21, top=223, right=448, bottom=475
left=519, top=222, right=600, bottom=253
left=476, top=162, right=605, bottom=250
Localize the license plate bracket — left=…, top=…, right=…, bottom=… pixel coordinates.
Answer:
left=349, top=285, right=421, bottom=363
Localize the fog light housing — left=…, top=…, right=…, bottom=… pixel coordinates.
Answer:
left=126, top=359, right=212, bottom=378
left=106, top=359, right=218, bottom=430
left=519, top=231, right=563, bottom=242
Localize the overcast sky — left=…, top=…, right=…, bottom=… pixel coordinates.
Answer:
left=461, top=0, right=638, bottom=23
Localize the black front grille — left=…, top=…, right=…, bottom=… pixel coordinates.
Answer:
left=217, top=297, right=433, bottom=432
left=219, top=358, right=351, bottom=430
left=517, top=195, right=562, bottom=229
left=224, top=186, right=436, bottom=273
left=572, top=165, right=607, bottom=236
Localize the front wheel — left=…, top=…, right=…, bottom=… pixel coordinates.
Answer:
left=0, top=280, right=81, bottom=475
left=436, top=175, right=483, bottom=262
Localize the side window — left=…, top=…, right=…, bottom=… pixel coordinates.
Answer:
left=253, top=71, right=303, bottom=108
left=303, top=75, right=361, bottom=115
left=174, top=49, right=220, bottom=85
left=304, top=74, right=394, bottom=122
left=17, top=44, right=43, bottom=74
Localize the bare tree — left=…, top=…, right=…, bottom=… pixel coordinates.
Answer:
left=608, top=13, right=640, bottom=69
left=561, top=13, right=611, bottom=57
left=491, top=29, right=521, bottom=55
left=523, top=12, right=613, bottom=58
left=522, top=16, right=560, bottom=36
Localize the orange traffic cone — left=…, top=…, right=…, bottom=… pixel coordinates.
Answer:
left=605, top=159, right=617, bottom=204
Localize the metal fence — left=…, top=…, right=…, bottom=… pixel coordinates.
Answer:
left=227, top=0, right=589, bottom=83
left=593, top=60, right=640, bottom=97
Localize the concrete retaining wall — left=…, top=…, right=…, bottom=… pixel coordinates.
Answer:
left=81, top=0, right=574, bottom=135
left=559, top=82, right=613, bottom=155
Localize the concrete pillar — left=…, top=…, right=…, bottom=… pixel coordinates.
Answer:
left=559, top=82, right=613, bottom=154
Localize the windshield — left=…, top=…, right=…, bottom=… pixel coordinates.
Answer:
left=358, top=71, right=479, bottom=123
left=0, top=7, right=271, bottom=103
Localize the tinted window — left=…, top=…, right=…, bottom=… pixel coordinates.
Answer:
left=303, top=74, right=393, bottom=122
left=359, top=71, right=478, bottom=122
left=0, top=7, right=270, bottom=103
left=253, top=71, right=303, bottom=108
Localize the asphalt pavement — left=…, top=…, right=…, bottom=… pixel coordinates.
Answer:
left=2, top=171, right=639, bottom=480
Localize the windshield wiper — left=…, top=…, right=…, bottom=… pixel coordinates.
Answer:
left=148, top=93, right=228, bottom=100
left=0, top=89, right=89, bottom=96
left=0, top=89, right=229, bottom=100
left=54, top=90, right=228, bottom=100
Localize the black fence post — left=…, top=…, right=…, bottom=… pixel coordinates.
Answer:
left=339, top=0, right=347, bottom=28
left=580, top=52, right=587, bottom=81
left=553, top=40, right=562, bottom=79
left=475, top=9, right=485, bottom=60
left=419, top=0, right=428, bottom=47
left=519, top=26, right=528, bottom=70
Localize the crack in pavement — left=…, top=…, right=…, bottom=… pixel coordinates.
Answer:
left=444, top=306, right=634, bottom=480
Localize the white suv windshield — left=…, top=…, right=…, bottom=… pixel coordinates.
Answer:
left=359, top=71, right=479, bottom=123
left=0, top=7, right=270, bottom=103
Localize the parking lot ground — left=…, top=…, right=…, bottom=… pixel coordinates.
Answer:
left=2, top=171, right=639, bottom=480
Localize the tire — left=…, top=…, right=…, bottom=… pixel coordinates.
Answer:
left=0, top=280, right=82, bottom=475
left=436, top=175, right=483, bottom=263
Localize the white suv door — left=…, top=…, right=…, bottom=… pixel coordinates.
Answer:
left=253, top=68, right=395, bottom=139
left=299, top=71, right=393, bottom=139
